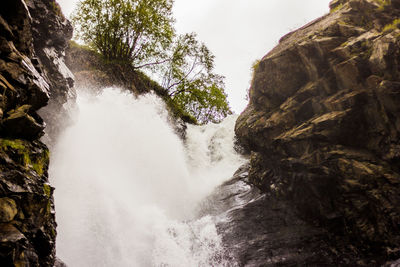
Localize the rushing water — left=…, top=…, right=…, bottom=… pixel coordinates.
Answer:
left=49, top=87, right=245, bottom=266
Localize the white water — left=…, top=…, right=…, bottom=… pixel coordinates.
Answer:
left=49, top=88, right=244, bottom=266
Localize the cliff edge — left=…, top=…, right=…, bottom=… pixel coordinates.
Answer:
left=236, top=0, right=400, bottom=264
left=0, top=0, right=73, bottom=265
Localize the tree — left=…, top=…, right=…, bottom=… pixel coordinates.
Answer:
left=172, top=82, right=231, bottom=124
left=72, top=0, right=231, bottom=124
left=160, top=33, right=231, bottom=123
left=161, top=33, right=214, bottom=95
left=72, top=0, right=174, bottom=67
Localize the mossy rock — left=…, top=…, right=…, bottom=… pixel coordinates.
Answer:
left=0, top=138, right=49, bottom=176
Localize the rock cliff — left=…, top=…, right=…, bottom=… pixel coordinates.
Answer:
left=28, top=0, right=75, bottom=142
left=0, top=0, right=73, bottom=265
left=235, top=0, right=400, bottom=264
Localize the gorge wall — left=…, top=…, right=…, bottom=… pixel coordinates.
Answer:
left=1, top=0, right=400, bottom=265
left=235, top=0, right=400, bottom=264
left=0, top=0, right=72, bottom=265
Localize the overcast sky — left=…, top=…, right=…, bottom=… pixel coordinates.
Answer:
left=57, top=0, right=331, bottom=113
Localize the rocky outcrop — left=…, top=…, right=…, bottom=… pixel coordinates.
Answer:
left=0, top=0, right=72, bottom=265
left=235, top=0, right=400, bottom=264
left=211, top=165, right=358, bottom=266
left=27, top=0, right=75, bottom=142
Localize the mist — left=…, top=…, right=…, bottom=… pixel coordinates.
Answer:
left=50, top=88, right=245, bottom=266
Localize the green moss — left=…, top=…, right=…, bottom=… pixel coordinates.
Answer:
left=134, top=70, right=166, bottom=95
left=0, top=139, right=31, bottom=166
left=43, top=184, right=52, bottom=198
left=383, top=18, right=400, bottom=33
left=375, top=0, right=391, bottom=11
left=0, top=139, right=25, bottom=151
left=32, top=149, right=49, bottom=176
left=46, top=200, right=52, bottom=215
left=163, top=97, right=197, bottom=124
left=0, top=139, right=49, bottom=176
left=49, top=1, right=64, bottom=19
left=50, top=226, right=56, bottom=238
left=69, top=40, right=96, bottom=54
left=330, top=3, right=344, bottom=13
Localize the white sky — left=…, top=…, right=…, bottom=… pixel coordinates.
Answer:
left=57, top=0, right=331, bottom=113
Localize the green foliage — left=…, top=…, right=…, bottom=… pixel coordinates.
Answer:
left=161, top=33, right=215, bottom=91
left=159, top=33, right=231, bottom=124
left=72, top=0, right=232, bottom=124
left=172, top=83, right=231, bottom=124
left=69, top=40, right=93, bottom=53
left=163, top=97, right=197, bottom=124
left=72, top=0, right=174, bottom=66
left=383, top=18, right=400, bottom=33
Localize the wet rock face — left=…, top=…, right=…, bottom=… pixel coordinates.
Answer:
left=0, top=1, right=50, bottom=115
left=236, top=0, right=400, bottom=263
left=215, top=165, right=394, bottom=266
left=0, top=0, right=69, bottom=265
left=26, top=0, right=76, bottom=142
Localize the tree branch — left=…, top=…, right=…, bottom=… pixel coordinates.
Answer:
left=166, top=55, right=198, bottom=93
left=134, top=59, right=170, bottom=69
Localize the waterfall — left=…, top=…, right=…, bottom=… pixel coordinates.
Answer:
left=49, top=87, right=245, bottom=266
